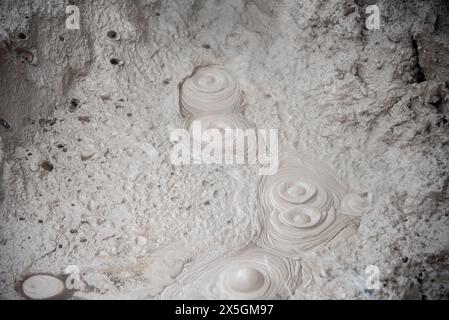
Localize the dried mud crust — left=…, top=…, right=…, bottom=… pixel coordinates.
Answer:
left=0, top=0, right=448, bottom=299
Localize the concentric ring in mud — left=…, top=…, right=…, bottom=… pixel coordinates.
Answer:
left=340, top=192, right=371, bottom=216
left=185, top=114, right=257, bottom=163
left=180, top=65, right=242, bottom=117
left=256, top=156, right=362, bottom=257
left=161, top=247, right=298, bottom=300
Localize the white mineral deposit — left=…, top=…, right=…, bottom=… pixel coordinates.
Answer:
left=19, top=273, right=73, bottom=300
left=0, top=0, right=448, bottom=301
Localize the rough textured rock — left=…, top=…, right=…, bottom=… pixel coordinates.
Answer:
left=0, top=0, right=448, bottom=299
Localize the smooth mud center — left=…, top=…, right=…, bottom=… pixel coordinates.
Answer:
left=1, top=0, right=448, bottom=301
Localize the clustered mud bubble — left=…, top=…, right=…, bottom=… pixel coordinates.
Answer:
left=256, top=156, right=364, bottom=257
left=162, top=66, right=369, bottom=299
left=180, top=65, right=260, bottom=163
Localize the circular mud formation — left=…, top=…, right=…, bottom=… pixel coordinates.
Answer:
left=1, top=0, right=449, bottom=300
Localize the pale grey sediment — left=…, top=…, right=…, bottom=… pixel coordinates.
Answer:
left=0, top=0, right=448, bottom=300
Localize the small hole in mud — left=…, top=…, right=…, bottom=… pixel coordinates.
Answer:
left=201, top=43, right=211, bottom=49
left=70, top=98, right=80, bottom=112
left=107, top=30, right=118, bottom=39
left=110, top=58, right=120, bottom=65
left=59, top=35, right=65, bottom=41
left=41, top=160, right=54, bottom=172
left=18, top=33, right=27, bottom=40
left=71, top=99, right=79, bottom=107
left=0, top=118, right=12, bottom=129
left=156, top=12, right=160, bottom=16
left=25, top=16, right=29, bottom=19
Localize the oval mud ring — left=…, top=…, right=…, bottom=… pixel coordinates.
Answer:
left=110, top=58, right=123, bottom=66
left=15, top=273, right=75, bottom=300
left=107, top=30, right=119, bottom=40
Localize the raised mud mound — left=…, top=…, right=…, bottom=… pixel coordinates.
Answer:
left=0, top=0, right=448, bottom=299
